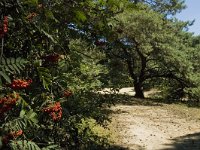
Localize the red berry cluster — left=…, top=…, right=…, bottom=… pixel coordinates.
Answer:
left=3, top=16, right=8, bottom=33
left=42, top=54, right=60, bottom=63
left=10, top=79, right=32, bottom=90
left=43, top=102, right=62, bottom=121
left=10, top=130, right=23, bottom=138
left=0, top=93, right=20, bottom=116
left=0, top=16, right=8, bottom=38
left=63, top=90, right=72, bottom=97
left=2, top=130, right=23, bottom=144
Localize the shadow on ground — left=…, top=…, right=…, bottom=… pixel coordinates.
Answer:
left=105, top=145, right=129, bottom=150
left=101, top=93, right=164, bottom=107
left=100, top=91, right=200, bottom=109
left=99, top=87, right=200, bottom=109
left=88, top=143, right=142, bottom=150
left=161, top=132, right=200, bottom=150
left=92, top=90, right=200, bottom=150
left=100, top=92, right=200, bottom=150
left=106, top=144, right=143, bottom=150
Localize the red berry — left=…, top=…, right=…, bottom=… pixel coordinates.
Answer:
left=3, top=16, right=8, bottom=33
left=10, top=79, right=32, bottom=90
left=43, top=102, right=62, bottom=121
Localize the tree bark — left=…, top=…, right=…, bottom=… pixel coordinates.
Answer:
left=123, top=46, right=146, bottom=99
left=134, top=81, right=144, bottom=98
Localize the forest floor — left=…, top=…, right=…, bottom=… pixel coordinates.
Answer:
left=106, top=88, right=200, bottom=150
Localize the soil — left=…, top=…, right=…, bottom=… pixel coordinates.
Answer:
left=108, top=88, right=200, bottom=150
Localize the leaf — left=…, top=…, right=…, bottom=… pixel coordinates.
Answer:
left=10, top=140, right=41, bottom=150
left=27, top=141, right=40, bottom=150
left=16, top=63, right=23, bottom=70
left=40, top=28, right=57, bottom=44
left=0, top=57, right=27, bottom=77
left=28, top=110, right=36, bottom=119
left=28, top=140, right=32, bottom=150
left=4, top=66, right=13, bottom=73
left=1, top=58, right=6, bottom=65
left=42, top=144, right=60, bottom=150
left=75, top=10, right=87, bottom=22
left=22, top=0, right=38, bottom=6
left=6, top=58, right=10, bottom=64
left=16, top=119, right=26, bottom=129
left=45, top=10, right=58, bottom=22
left=42, top=77, right=50, bottom=90
left=26, top=109, right=39, bottom=124
left=13, top=64, right=20, bottom=73
left=20, top=110, right=26, bottom=118
left=0, top=77, right=2, bottom=87
left=11, top=57, right=15, bottom=64
left=16, top=57, right=21, bottom=63
left=37, top=67, right=52, bottom=90
left=8, top=64, right=16, bottom=72
left=26, top=109, right=34, bottom=117
left=20, top=97, right=29, bottom=108
left=0, top=71, right=11, bottom=83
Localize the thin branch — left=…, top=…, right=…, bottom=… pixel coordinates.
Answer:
left=122, top=47, right=137, bottom=80
left=0, top=38, right=4, bottom=62
left=132, top=38, right=147, bottom=82
left=145, top=72, right=189, bottom=87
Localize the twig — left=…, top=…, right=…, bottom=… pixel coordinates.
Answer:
left=0, top=37, right=3, bottom=62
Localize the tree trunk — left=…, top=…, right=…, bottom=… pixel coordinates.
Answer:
left=122, top=45, right=146, bottom=99
left=134, top=81, right=144, bottom=98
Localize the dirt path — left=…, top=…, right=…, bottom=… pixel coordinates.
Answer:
left=109, top=88, right=200, bottom=150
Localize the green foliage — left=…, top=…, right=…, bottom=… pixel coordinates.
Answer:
left=67, top=39, right=108, bottom=91
left=105, top=2, right=198, bottom=99
left=0, top=57, right=27, bottom=85
left=9, top=140, right=60, bottom=150
left=37, top=67, right=52, bottom=90
left=10, top=140, right=40, bottom=150
left=1, top=0, right=200, bottom=150
left=3, top=109, right=38, bottom=132
left=0, top=1, right=114, bottom=149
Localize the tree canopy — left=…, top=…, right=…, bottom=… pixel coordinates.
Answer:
left=0, top=0, right=200, bottom=149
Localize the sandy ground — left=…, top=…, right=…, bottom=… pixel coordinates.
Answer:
left=108, top=88, right=200, bottom=150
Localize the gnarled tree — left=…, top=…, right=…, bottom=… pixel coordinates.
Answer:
left=107, top=3, right=192, bottom=98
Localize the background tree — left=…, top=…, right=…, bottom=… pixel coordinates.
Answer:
left=183, top=34, right=200, bottom=100
left=104, top=3, right=193, bottom=98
